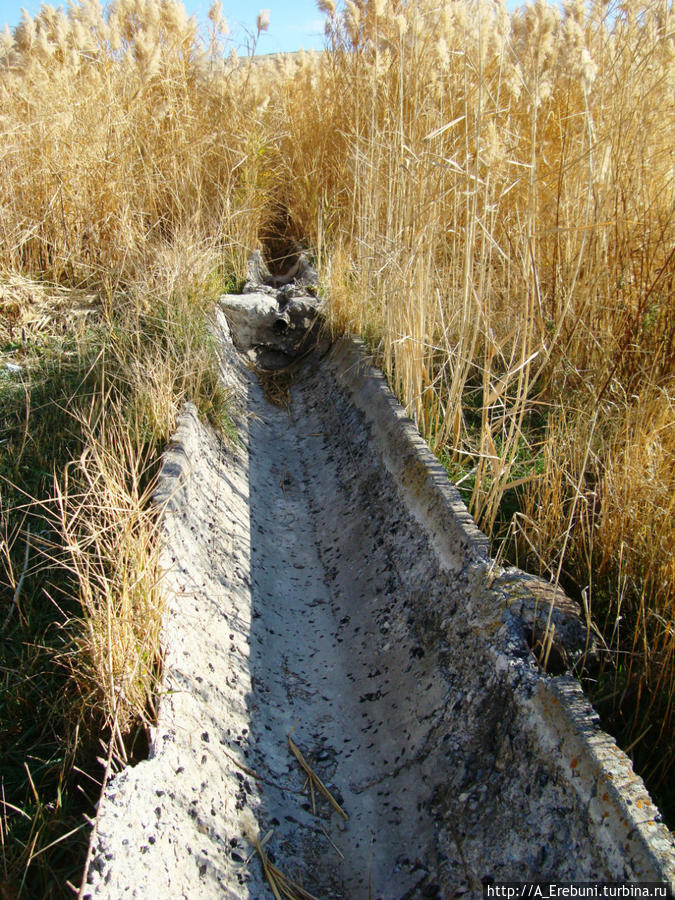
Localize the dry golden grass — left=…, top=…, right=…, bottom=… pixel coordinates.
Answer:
left=0, top=253, right=235, bottom=894
left=288, top=723, right=348, bottom=821
left=266, top=0, right=674, bottom=802
left=250, top=828, right=320, bottom=900
left=0, top=0, right=673, bottom=890
left=0, top=0, right=281, bottom=288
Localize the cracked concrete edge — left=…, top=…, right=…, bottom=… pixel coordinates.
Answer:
left=327, top=335, right=675, bottom=884
left=327, top=338, right=491, bottom=572
left=152, top=403, right=202, bottom=511
left=529, top=677, right=675, bottom=880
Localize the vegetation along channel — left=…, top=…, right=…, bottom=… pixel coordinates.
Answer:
left=83, top=264, right=675, bottom=896
left=1, top=0, right=674, bottom=895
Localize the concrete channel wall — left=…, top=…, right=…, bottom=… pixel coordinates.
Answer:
left=84, top=317, right=675, bottom=898
left=328, top=338, right=675, bottom=883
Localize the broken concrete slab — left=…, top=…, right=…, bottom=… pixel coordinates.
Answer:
left=221, top=249, right=323, bottom=368
left=219, top=289, right=325, bottom=368
left=220, top=250, right=324, bottom=369
left=244, top=247, right=318, bottom=292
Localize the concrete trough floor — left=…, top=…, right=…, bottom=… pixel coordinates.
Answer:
left=85, top=312, right=675, bottom=899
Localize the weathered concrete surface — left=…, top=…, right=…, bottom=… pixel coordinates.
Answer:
left=219, top=249, right=323, bottom=368
left=85, top=313, right=675, bottom=898
left=85, top=323, right=266, bottom=899
left=243, top=247, right=318, bottom=290
left=220, top=290, right=324, bottom=364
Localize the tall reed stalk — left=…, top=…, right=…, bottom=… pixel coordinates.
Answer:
left=0, top=2, right=673, bottom=891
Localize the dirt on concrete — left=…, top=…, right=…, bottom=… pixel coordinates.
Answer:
left=84, top=310, right=675, bottom=899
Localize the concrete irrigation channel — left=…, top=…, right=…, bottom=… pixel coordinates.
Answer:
left=85, top=270, right=675, bottom=897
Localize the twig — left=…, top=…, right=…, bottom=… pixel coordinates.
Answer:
left=287, top=724, right=348, bottom=821
left=541, top=623, right=556, bottom=671
left=221, top=747, right=303, bottom=795
left=252, top=830, right=320, bottom=900
left=1, top=779, right=9, bottom=884
left=2, top=523, right=30, bottom=631
left=319, top=824, right=344, bottom=859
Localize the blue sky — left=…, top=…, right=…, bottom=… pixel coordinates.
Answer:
left=0, top=0, right=327, bottom=54
left=193, top=0, right=326, bottom=53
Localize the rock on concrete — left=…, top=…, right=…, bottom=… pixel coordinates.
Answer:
left=244, top=247, right=318, bottom=290
left=219, top=290, right=324, bottom=365
left=219, top=251, right=324, bottom=369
